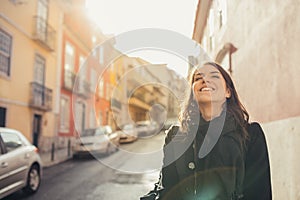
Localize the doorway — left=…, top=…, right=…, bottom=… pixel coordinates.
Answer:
left=0, top=107, right=6, bottom=127
left=33, top=114, right=42, bottom=147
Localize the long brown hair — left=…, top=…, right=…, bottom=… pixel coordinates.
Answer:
left=179, top=61, right=249, bottom=139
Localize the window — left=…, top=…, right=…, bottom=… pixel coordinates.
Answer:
left=64, top=43, right=75, bottom=88
left=33, top=54, right=46, bottom=106
left=207, top=8, right=215, bottom=51
left=217, top=0, right=227, bottom=29
left=60, top=96, right=70, bottom=132
left=98, top=79, right=104, bottom=97
left=36, top=0, right=49, bottom=41
left=75, top=101, right=85, bottom=132
left=64, top=42, right=75, bottom=71
left=78, top=55, right=87, bottom=92
left=90, top=69, right=97, bottom=94
left=1, top=132, right=24, bottom=152
left=79, top=55, right=86, bottom=76
left=37, top=0, right=49, bottom=20
left=0, top=29, right=12, bottom=77
left=34, top=54, right=45, bottom=85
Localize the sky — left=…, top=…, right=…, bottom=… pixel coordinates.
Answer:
left=85, top=0, right=199, bottom=77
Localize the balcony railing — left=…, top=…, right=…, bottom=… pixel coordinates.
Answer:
left=29, top=82, right=52, bottom=111
left=63, top=70, right=76, bottom=91
left=74, top=77, right=91, bottom=98
left=32, top=16, right=56, bottom=51
left=111, top=98, right=121, bottom=110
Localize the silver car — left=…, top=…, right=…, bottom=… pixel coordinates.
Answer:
left=136, top=120, right=159, bottom=137
left=73, top=125, right=120, bottom=158
left=118, top=124, right=138, bottom=144
left=0, top=127, right=42, bottom=199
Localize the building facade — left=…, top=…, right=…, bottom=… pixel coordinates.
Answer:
left=0, top=0, right=63, bottom=148
left=193, top=0, right=300, bottom=198
left=59, top=2, right=107, bottom=138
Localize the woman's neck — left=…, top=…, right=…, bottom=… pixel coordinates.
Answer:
left=198, top=103, right=224, bottom=121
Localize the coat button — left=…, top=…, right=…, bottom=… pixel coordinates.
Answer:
left=188, top=162, right=195, bottom=170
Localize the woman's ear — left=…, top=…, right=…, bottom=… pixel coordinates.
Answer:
left=226, top=88, right=231, bottom=98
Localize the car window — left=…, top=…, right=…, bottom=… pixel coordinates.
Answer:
left=1, top=132, right=24, bottom=152
left=81, top=129, right=96, bottom=137
left=95, top=128, right=105, bottom=136
left=124, top=125, right=133, bottom=130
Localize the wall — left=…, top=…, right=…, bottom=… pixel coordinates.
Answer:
left=262, top=117, right=300, bottom=199
left=194, top=0, right=300, bottom=198
left=0, top=0, right=62, bottom=142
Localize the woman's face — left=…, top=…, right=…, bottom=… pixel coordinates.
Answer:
left=192, top=64, right=231, bottom=107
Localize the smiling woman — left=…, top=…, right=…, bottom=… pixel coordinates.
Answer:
left=141, top=61, right=272, bottom=200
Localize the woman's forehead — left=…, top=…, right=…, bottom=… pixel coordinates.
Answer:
left=194, top=64, right=220, bottom=75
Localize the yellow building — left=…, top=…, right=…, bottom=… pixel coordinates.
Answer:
left=0, top=0, right=65, bottom=148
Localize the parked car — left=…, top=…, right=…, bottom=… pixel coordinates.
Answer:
left=118, top=124, right=138, bottom=144
left=0, top=127, right=42, bottom=199
left=136, top=120, right=159, bottom=137
left=73, top=125, right=120, bottom=158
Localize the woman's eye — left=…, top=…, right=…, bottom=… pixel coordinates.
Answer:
left=194, top=77, right=202, bottom=81
left=211, top=75, right=220, bottom=79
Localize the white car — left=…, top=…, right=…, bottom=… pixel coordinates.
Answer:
left=136, top=120, right=159, bottom=137
left=73, top=126, right=120, bottom=158
left=0, top=127, right=42, bottom=199
left=118, top=124, right=138, bottom=144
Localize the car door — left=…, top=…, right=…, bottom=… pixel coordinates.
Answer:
left=0, top=131, right=28, bottom=196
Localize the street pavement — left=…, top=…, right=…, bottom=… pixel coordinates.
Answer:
left=3, top=132, right=165, bottom=200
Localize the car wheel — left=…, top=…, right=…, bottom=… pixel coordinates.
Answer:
left=23, top=165, right=41, bottom=194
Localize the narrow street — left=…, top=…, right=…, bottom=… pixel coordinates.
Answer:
left=3, top=132, right=166, bottom=200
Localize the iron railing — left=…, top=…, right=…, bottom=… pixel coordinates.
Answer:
left=29, top=82, right=52, bottom=111
left=32, top=15, right=56, bottom=51
left=63, top=70, right=76, bottom=91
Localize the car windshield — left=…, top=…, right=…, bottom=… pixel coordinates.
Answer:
left=81, top=129, right=97, bottom=137
left=123, top=124, right=134, bottom=130
left=81, top=126, right=113, bottom=137
left=82, top=129, right=104, bottom=136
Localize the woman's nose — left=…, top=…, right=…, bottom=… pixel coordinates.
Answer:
left=202, top=76, right=209, bottom=83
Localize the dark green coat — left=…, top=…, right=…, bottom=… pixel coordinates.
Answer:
left=160, top=113, right=272, bottom=200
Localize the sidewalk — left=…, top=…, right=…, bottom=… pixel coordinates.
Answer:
left=39, top=147, right=72, bottom=167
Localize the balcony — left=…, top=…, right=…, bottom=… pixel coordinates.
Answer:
left=29, top=82, right=52, bottom=111
left=32, top=16, right=56, bottom=51
left=74, top=77, right=91, bottom=98
left=63, top=70, right=76, bottom=91
left=111, top=98, right=121, bottom=110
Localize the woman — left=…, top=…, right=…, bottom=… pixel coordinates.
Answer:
left=143, top=62, right=272, bottom=200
